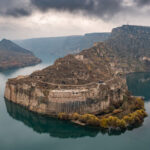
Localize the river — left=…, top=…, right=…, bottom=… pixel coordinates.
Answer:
left=0, top=60, right=150, bottom=150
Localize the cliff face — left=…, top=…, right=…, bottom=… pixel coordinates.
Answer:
left=106, top=25, right=150, bottom=73
left=0, top=39, right=41, bottom=71
left=4, top=42, right=127, bottom=115
left=5, top=76, right=126, bottom=115
left=108, top=25, right=150, bottom=57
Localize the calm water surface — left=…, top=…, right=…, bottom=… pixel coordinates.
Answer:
left=0, top=61, right=150, bottom=150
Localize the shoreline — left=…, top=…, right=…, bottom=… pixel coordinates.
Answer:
left=0, top=60, right=42, bottom=73
left=57, top=96, right=147, bottom=130
left=4, top=95, right=147, bottom=131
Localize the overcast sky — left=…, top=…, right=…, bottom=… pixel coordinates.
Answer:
left=0, top=0, right=150, bottom=40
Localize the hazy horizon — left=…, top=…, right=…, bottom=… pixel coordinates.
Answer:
left=3, top=31, right=110, bottom=41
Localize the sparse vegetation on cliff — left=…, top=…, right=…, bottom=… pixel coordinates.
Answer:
left=58, top=97, right=147, bottom=130
left=58, top=109, right=147, bottom=130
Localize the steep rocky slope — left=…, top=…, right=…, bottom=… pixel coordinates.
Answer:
left=106, top=25, right=150, bottom=73
left=29, top=43, right=116, bottom=85
left=0, top=39, right=41, bottom=71
left=108, top=25, right=150, bottom=57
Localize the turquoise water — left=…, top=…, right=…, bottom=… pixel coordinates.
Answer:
left=0, top=63, right=150, bottom=150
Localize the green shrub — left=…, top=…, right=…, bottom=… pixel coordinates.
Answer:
left=99, top=116, right=127, bottom=129
left=70, top=113, right=80, bottom=120
left=123, top=109, right=147, bottom=125
left=77, top=114, right=100, bottom=126
left=135, top=97, right=144, bottom=109
left=57, top=108, right=147, bottom=129
left=79, top=114, right=96, bottom=123
left=99, top=117, right=108, bottom=128
left=58, top=112, right=68, bottom=120
left=116, top=119, right=127, bottom=128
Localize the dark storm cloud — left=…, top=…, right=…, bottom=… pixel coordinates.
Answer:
left=1, top=0, right=125, bottom=19
left=0, top=0, right=31, bottom=17
left=30, top=0, right=123, bottom=19
left=1, top=0, right=150, bottom=18
left=30, top=0, right=150, bottom=19
left=135, top=0, right=150, bottom=6
left=5, top=8, right=31, bottom=17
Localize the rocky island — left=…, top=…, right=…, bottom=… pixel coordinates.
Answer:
left=0, top=39, right=41, bottom=71
left=5, top=25, right=149, bottom=130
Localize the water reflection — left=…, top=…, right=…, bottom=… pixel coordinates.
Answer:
left=5, top=99, right=99, bottom=138
left=3, top=71, right=150, bottom=139
left=0, top=63, right=49, bottom=77
left=5, top=99, right=140, bottom=137
left=127, top=72, right=150, bottom=100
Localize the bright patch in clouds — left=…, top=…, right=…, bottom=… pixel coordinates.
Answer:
left=0, top=11, right=114, bottom=40
left=122, top=0, right=135, bottom=6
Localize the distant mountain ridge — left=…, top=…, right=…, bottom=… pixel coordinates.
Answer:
left=0, top=39, right=32, bottom=54
left=14, top=32, right=110, bottom=62
left=0, top=39, right=41, bottom=71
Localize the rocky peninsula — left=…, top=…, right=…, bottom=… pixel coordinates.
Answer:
left=0, top=39, right=41, bottom=71
left=5, top=25, right=149, bottom=130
